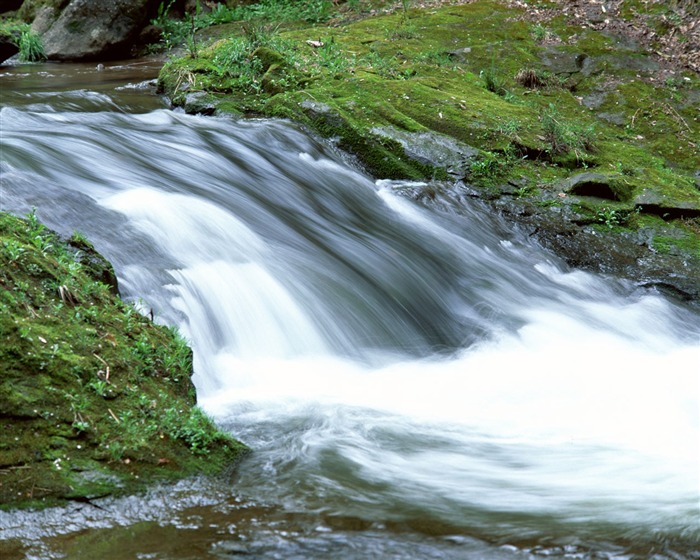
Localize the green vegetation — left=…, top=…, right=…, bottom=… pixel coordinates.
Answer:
left=150, top=0, right=347, bottom=54
left=154, top=0, right=700, bottom=283
left=154, top=0, right=700, bottom=288
left=18, top=28, right=46, bottom=61
left=0, top=211, right=247, bottom=510
left=0, top=20, right=45, bottom=62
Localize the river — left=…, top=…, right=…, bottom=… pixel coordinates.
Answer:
left=0, top=59, right=698, bottom=560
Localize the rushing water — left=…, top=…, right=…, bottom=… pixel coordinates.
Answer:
left=1, top=61, right=699, bottom=560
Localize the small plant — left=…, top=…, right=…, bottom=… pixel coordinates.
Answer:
left=596, top=207, right=622, bottom=229
left=388, top=23, right=419, bottom=40
left=480, top=67, right=507, bottom=96
left=26, top=208, right=45, bottom=235
left=363, top=50, right=405, bottom=79
left=531, top=23, right=548, bottom=42
left=3, top=239, right=25, bottom=262
left=72, top=419, right=90, bottom=433
left=416, top=49, right=455, bottom=68
left=541, top=104, right=596, bottom=159
left=496, top=119, right=521, bottom=140
left=161, top=402, right=228, bottom=454
left=469, top=152, right=501, bottom=179
left=18, top=30, right=46, bottom=62
left=87, top=378, right=109, bottom=397
left=515, top=184, right=536, bottom=198
left=515, top=68, right=550, bottom=89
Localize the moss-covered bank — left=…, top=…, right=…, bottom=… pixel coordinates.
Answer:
left=0, top=211, right=247, bottom=510
left=156, top=0, right=700, bottom=299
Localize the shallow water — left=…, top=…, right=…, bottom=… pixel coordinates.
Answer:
left=0, top=61, right=698, bottom=560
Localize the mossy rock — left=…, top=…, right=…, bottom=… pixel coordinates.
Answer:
left=156, top=0, right=700, bottom=298
left=0, top=211, right=247, bottom=510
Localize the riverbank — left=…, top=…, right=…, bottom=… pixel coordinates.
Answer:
left=0, top=212, right=247, bottom=510
left=157, top=0, right=700, bottom=301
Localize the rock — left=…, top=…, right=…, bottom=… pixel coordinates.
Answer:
left=633, top=188, right=700, bottom=219
left=371, top=126, right=478, bottom=176
left=561, top=172, right=621, bottom=200
left=300, top=99, right=345, bottom=129
left=31, top=5, right=60, bottom=36
left=40, top=0, right=159, bottom=61
left=183, top=91, right=217, bottom=115
left=539, top=46, right=588, bottom=75
left=447, top=46, right=471, bottom=62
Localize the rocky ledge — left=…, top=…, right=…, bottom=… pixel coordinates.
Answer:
left=156, top=0, right=700, bottom=303
left=0, top=212, right=247, bottom=510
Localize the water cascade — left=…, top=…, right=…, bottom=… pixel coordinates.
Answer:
left=0, top=67, right=698, bottom=559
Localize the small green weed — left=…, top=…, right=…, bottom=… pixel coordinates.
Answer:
left=481, top=67, right=507, bottom=97
left=18, top=30, right=46, bottom=62
left=541, top=104, right=596, bottom=159
left=161, top=403, right=228, bottom=455
left=469, top=152, right=501, bottom=179
left=530, top=23, right=554, bottom=42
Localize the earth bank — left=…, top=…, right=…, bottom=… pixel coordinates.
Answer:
left=0, top=212, right=247, bottom=510
left=156, top=0, right=700, bottom=302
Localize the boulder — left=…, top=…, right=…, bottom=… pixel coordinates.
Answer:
left=40, top=0, right=160, bottom=61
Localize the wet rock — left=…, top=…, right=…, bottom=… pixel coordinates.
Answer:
left=371, top=126, right=478, bottom=176
left=300, top=100, right=345, bottom=129
left=66, top=236, right=119, bottom=295
left=183, top=91, right=217, bottom=115
left=492, top=197, right=700, bottom=303
left=40, top=0, right=160, bottom=61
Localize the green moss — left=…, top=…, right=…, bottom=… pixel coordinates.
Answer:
left=156, top=0, right=699, bottom=265
left=0, top=211, right=247, bottom=510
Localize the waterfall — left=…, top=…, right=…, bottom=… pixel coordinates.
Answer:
left=1, top=95, right=698, bottom=557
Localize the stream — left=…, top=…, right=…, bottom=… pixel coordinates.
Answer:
left=0, top=59, right=699, bottom=560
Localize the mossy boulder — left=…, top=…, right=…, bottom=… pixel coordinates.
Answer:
left=0, top=211, right=247, bottom=510
left=156, top=0, right=700, bottom=299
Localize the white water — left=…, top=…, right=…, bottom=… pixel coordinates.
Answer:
left=1, top=95, right=699, bottom=557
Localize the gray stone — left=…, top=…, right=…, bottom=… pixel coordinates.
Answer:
left=183, top=92, right=217, bottom=116
left=31, top=5, right=59, bottom=36
left=371, top=126, right=478, bottom=175
left=539, top=46, right=588, bottom=75
left=561, top=172, right=618, bottom=200
left=40, top=0, right=159, bottom=61
left=634, top=188, right=700, bottom=218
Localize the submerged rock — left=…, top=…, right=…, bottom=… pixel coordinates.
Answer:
left=371, top=126, right=479, bottom=177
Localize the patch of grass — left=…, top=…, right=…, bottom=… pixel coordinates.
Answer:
left=514, top=67, right=551, bottom=89
left=541, top=104, right=596, bottom=159
left=0, top=20, right=45, bottom=62
left=481, top=66, right=508, bottom=96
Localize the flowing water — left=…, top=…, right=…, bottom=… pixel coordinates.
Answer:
left=1, top=61, right=699, bottom=560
